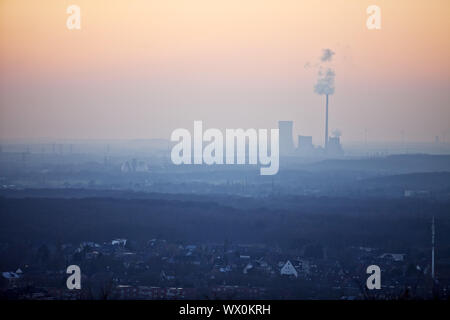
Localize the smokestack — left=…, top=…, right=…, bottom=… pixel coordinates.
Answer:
left=325, top=94, right=329, bottom=150
left=312, top=49, right=335, bottom=150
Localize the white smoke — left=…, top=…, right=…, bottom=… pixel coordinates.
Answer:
left=314, top=48, right=336, bottom=96
left=332, top=129, right=342, bottom=138
left=320, top=49, right=335, bottom=62
left=314, top=68, right=335, bottom=95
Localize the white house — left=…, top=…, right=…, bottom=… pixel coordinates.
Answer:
left=379, top=253, right=405, bottom=262
left=112, top=239, right=127, bottom=246
left=2, top=271, right=21, bottom=288
left=280, top=260, right=298, bottom=278
left=243, top=263, right=253, bottom=274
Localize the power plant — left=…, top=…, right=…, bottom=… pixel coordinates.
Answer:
left=278, top=118, right=343, bottom=157
left=278, top=121, right=294, bottom=156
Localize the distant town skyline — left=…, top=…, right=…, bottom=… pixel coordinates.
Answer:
left=0, top=0, right=449, bottom=144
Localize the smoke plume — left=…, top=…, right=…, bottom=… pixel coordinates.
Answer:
left=314, top=68, right=335, bottom=95
left=332, top=129, right=342, bottom=138
left=320, top=49, right=335, bottom=62
left=314, top=48, right=336, bottom=95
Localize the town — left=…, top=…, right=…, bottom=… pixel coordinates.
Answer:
left=1, top=236, right=446, bottom=300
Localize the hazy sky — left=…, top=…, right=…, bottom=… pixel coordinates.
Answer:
left=0, top=0, right=449, bottom=144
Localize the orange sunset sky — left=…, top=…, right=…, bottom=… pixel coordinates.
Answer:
left=0, top=0, right=449, bottom=143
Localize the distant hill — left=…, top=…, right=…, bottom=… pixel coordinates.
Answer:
left=310, top=154, right=450, bottom=174
left=362, top=172, right=450, bottom=190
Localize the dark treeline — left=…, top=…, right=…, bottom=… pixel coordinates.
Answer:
left=0, top=195, right=449, bottom=250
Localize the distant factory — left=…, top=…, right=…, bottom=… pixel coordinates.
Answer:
left=278, top=120, right=343, bottom=157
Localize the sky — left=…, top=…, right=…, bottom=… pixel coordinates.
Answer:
left=0, top=0, right=449, bottom=144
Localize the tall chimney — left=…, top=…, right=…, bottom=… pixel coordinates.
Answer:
left=325, top=94, right=329, bottom=150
